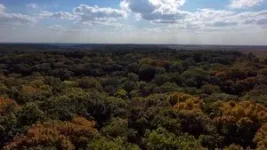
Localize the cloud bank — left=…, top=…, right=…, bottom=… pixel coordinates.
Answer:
left=229, top=0, right=264, bottom=9
left=0, top=4, right=36, bottom=24
left=0, top=0, right=267, bottom=45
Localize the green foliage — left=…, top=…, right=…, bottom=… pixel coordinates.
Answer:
left=17, top=102, right=45, bottom=126
left=88, top=136, right=140, bottom=150
left=101, top=118, right=128, bottom=138
left=145, top=127, right=204, bottom=150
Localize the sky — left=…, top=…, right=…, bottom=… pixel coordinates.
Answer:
left=0, top=0, right=267, bottom=45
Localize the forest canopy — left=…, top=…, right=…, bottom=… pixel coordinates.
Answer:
left=1, top=47, right=267, bottom=150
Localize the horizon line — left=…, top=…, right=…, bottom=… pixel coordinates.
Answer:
left=0, top=42, right=267, bottom=47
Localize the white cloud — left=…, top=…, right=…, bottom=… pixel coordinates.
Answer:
left=184, top=9, right=236, bottom=28
left=0, top=4, right=36, bottom=24
left=229, top=0, right=264, bottom=9
left=0, top=4, right=5, bottom=13
left=239, top=10, right=267, bottom=25
left=73, top=4, right=127, bottom=24
left=165, top=8, right=267, bottom=31
left=120, top=0, right=267, bottom=28
left=120, top=0, right=156, bottom=14
left=39, top=11, right=76, bottom=20
left=257, top=18, right=267, bottom=25
left=0, top=13, right=36, bottom=24
left=38, top=4, right=127, bottom=26
left=190, top=9, right=234, bottom=21
left=150, top=0, right=186, bottom=12
left=26, top=3, right=38, bottom=9
left=120, top=0, right=188, bottom=23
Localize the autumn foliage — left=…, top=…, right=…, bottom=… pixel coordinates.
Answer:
left=171, top=93, right=267, bottom=149
left=213, top=101, right=267, bottom=124
left=172, top=93, right=204, bottom=115
left=4, top=117, right=97, bottom=150
left=0, top=97, right=19, bottom=115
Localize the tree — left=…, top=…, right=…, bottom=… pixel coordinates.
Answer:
left=17, top=102, right=45, bottom=126
left=145, top=127, right=204, bottom=150
left=101, top=118, right=128, bottom=138
left=88, top=136, right=140, bottom=150
left=4, top=117, right=97, bottom=150
left=139, top=64, right=157, bottom=82
left=0, top=98, right=19, bottom=116
left=253, top=123, right=267, bottom=150
left=0, top=98, right=19, bottom=148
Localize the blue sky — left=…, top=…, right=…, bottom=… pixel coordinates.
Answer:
left=0, top=0, right=267, bottom=45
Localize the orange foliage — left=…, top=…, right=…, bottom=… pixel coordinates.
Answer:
left=253, top=123, right=267, bottom=149
left=213, top=101, right=267, bottom=124
left=172, top=93, right=203, bottom=115
left=4, top=117, right=97, bottom=150
left=171, top=93, right=267, bottom=126
left=0, top=97, right=19, bottom=115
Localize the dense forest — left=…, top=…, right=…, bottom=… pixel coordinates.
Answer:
left=1, top=48, right=267, bottom=150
